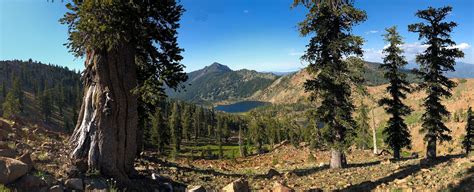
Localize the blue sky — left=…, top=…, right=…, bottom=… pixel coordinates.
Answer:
left=1, top=0, right=473, bottom=72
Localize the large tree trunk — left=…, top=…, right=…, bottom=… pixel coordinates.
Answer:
left=393, top=147, right=400, bottom=159
left=69, top=43, right=138, bottom=182
left=330, top=149, right=345, bottom=169
left=426, top=137, right=437, bottom=159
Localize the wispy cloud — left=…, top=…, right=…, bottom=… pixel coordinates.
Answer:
left=365, top=30, right=379, bottom=34
left=288, top=48, right=304, bottom=56
left=449, top=42, right=471, bottom=50
left=364, top=42, right=471, bottom=62
left=243, top=10, right=249, bottom=14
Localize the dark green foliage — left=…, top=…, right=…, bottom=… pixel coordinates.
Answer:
left=150, top=107, right=169, bottom=154
left=169, top=102, right=182, bottom=155
left=408, top=6, right=464, bottom=158
left=0, top=60, right=82, bottom=129
left=2, top=89, right=21, bottom=119
left=378, top=26, right=412, bottom=159
left=61, top=0, right=188, bottom=103
left=39, top=90, right=54, bottom=122
left=295, top=0, right=366, bottom=150
left=354, top=102, right=371, bottom=150
left=462, top=107, right=474, bottom=154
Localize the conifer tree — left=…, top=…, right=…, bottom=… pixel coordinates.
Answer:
left=193, top=107, right=203, bottom=140
left=462, top=107, right=474, bottom=155
left=293, top=0, right=366, bottom=168
left=169, top=102, right=182, bottom=156
left=11, top=77, right=24, bottom=113
left=379, top=26, right=412, bottom=159
left=150, top=108, right=168, bottom=154
left=62, top=0, right=187, bottom=180
left=181, top=105, right=192, bottom=141
left=355, top=102, right=371, bottom=150
left=39, top=90, right=54, bottom=122
left=216, top=115, right=224, bottom=159
left=2, top=90, right=20, bottom=119
left=409, top=6, right=464, bottom=159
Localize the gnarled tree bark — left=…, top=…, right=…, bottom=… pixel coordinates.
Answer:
left=69, top=43, right=138, bottom=182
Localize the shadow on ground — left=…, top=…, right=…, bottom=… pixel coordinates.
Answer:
left=341, top=154, right=464, bottom=192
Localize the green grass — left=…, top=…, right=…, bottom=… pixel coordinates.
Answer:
left=405, top=111, right=423, bottom=126
left=180, top=143, right=243, bottom=159
left=0, top=185, right=10, bottom=192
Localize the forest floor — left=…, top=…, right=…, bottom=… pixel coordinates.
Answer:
left=2, top=118, right=474, bottom=191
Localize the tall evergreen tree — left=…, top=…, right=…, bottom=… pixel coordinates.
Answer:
left=355, top=102, right=371, bottom=150
left=181, top=105, right=192, bottom=141
left=169, top=102, right=182, bottom=156
left=293, top=0, right=366, bottom=168
left=408, top=6, right=464, bottom=159
left=216, top=115, right=224, bottom=159
left=11, top=77, right=24, bottom=113
left=193, top=107, right=203, bottom=140
left=150, top=108, right=169, bottom=154
left=39, top=90, right=54, bottom=122
left=378, top=26, right=412, bottom=159
left=62, top=0, right=187, bottom=180
left=462, top=107, right=474, bottom=155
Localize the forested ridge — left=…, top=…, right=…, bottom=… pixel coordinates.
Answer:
left=0, top=0, right=473, bottom=191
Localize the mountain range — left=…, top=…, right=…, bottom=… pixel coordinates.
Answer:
left=168, top=61, right=431, bottom=105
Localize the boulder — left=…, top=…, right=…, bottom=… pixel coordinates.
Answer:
left=266, top=169, right=281, bottom=179
left=84, top=178, right=108, bottom=191
left=17, top=152, right=34, bottom=172
left=14, top=174, right=46, bottom=189
left=0, top=142, right=9, bottom=150
left=65, top=178, right=83, bottom=190
left=187, top=185, right=206, bottom=192
left=0, top=157, right=29, bottom=184
left=0, top=121, right=11, bottom=131
left=222, top=179, right=249, bottom=192
left=272, top=182, right=294, bottom=192
left=49, top=185, right=64, bottom=192
left=0, top=149, right=17, bottom=158
left=0, top=129, right=9, bottom=141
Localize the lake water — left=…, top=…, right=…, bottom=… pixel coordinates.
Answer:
left=215, top=101, right=269, bottom=113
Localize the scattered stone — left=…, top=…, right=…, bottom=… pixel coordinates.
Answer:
left=0, top=129, right=8, bottom=141
left=0, top=142, right=8, bottom=150
left=381, top=159, right=391, bottom=165
left=49, top=185, right=64, bottom=192
left=266, top=168, right=281, bottom=178
left=187, top=185, right=206, bottom=192
left=0, top=149, right=17, bottom=158
left=272, top=181, right=295, bottom=192
left=17, top=152, right=34, bottom=172
left=84, top=178, right=108, bottom=190
left=0, top=157, right=28, bottom=184
left=65, top=178, right=83, bottom=190
left=14, top=174, right=46, bottom=189
left=410, top=152, right=419, bottom=159
left=222, top=178, right=249, bottom=192
left=318, top=162, right=325, bottom=167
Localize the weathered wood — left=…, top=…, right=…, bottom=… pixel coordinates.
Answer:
left=69, top=43, right=138, bottom=182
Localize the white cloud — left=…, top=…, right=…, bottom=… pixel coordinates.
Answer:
left=365, top=30, right=379, bottom=34
left=449, top=42, right=471, bottom=50
left=364, top=42, right=471, bottom=62
left=363, top=48, right=383, bottom=62
left=243, top=10, right=249, bottom=14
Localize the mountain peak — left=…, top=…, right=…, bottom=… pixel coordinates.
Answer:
left=205, top=62, right=232, bottom=73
